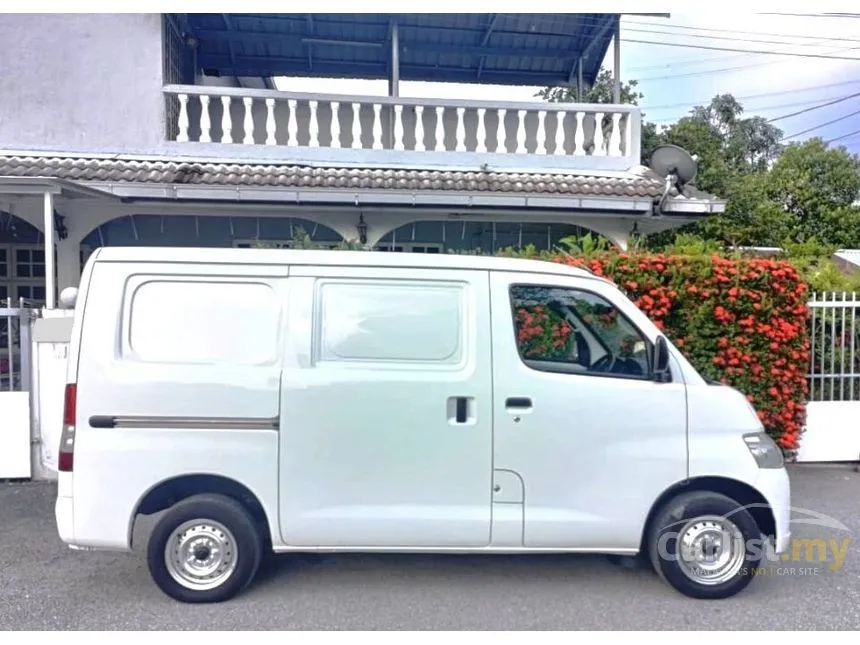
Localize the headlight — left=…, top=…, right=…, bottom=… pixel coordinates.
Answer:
left=743, top=432, right=784, bottom=469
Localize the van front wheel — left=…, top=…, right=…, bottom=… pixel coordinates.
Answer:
left=146, top=493, right=264, bottom=603
left=647, top=491, right=763, bottom=600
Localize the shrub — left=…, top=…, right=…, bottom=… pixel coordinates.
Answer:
left=500, top=240, right=810, bottom=457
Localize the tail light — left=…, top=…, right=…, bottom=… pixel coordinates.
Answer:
left=58, top=383, right=77, bottom=472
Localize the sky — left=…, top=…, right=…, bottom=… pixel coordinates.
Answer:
left=273, top=12, right=860, bottom=155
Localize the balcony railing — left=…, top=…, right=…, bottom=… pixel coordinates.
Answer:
left=163, top=85, right=642, bottom=171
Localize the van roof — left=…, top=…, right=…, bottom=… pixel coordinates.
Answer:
left=91, top=246, right=605, bottom=281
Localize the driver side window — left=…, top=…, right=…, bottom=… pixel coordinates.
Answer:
left=509, top=284, right=652, bottom=380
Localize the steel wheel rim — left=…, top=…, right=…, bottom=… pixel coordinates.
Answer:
left=164, top=519, right=238, bottom=591
left=675, top=514, right=747, bottom=586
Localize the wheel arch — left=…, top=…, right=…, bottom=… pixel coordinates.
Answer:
left=640, top=476, right=777, bottom=554
left=129, top=473, right=274, bottom=549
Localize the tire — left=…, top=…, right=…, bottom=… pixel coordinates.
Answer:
left=146, top=493, right=264, bottom=604
left=646, top=491, right=764, bottom=600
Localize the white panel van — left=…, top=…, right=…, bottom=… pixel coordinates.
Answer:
left=54, top=247, right=790, bottom=604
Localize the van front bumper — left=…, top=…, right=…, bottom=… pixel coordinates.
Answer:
left=755, top=467, right=792, bottom=554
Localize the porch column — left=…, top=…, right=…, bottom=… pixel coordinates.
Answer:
left=577, top=58, right=584, bottom=102
left=55, top=240, right=82, bottom=293
left=612, top=20, right=621, bottom=104
left=43, top=191, right=56, bottom=309
left=388, top=21, right=400, bottom=98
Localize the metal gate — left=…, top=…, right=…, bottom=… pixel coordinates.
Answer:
left=799, top=291, right=860, bottom=462
left=1, top=299, right=38, bottom=478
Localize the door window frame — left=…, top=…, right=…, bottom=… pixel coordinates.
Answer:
left=507, top=282, right=661, bottom=383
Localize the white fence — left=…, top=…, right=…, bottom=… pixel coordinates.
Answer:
left=0, top=300, right=38, bottom=479
left=797, top=292, right=860, bottom=462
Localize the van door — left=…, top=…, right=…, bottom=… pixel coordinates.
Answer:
left=279, top=266, right=493, bottom=547
left=489, top=271, right=688, bottom=550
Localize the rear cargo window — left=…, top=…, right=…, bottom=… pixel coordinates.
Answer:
left=316, top=280, right=464, bottom=364
left=127, top=280, right=280, bottom=365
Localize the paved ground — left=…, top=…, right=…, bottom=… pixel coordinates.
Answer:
left=2, top=465, right=859, bottom=630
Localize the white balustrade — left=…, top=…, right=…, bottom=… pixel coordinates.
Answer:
left=164, top=86, right=640, bottom=163
left=308, top=101, right=319, bottom=148
left=265, top=98, right=276, bottom=145
left=242, top=97, right=254, bottom=145
left=330, top=101, right=341, bottom=149
left=414, top=105, right=425, bottom=152
left=287, top=99, right=298, bottom=147
left=221, top=96, right=232, bottom=143
left=535, top=110, right=547, bottom=156
left=372, top=104, right=383, bottom=150
left=176, top=93, right=190, bottom=143
left=515, top=110, right=527, bottom=154
left=435, top=106, right=445, bottom=152
left=199, top=95, right=211, bottom=143
left=476, top=108, right=487, bottom=154
left=393, top=105, right=404, bottom=151
left=455, top=108, right=466, bottom=152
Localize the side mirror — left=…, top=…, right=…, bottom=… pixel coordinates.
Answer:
left=653, top=336, right=671, bottom=382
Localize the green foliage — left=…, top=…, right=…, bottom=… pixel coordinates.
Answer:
left=536, top=69, right=644, bottom=106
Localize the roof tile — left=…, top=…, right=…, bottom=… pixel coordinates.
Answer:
left=0, top=154, right=720, bottom=201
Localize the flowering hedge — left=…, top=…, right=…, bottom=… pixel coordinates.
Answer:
left=499, top=247, right=811, bottom=457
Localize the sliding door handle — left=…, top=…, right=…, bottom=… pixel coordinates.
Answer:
left=505, top=397, right=533, bottom=409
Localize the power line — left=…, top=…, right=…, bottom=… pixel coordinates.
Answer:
left=643, top=79, right=860, bottom=111
left=647, top=97, right=860, bottom=124
left=782, top=107, right=860, bottom=140
left=767, top=91, right=860, bottom=123
left=621, top=25, right=860, bottom=48
left=622, top=38, right=860, bottom=61
left=826, top=128, right=860, bottom=144
left=635, top=46, right=860, bottom=82
left=621, top=17, right=860, bottom=44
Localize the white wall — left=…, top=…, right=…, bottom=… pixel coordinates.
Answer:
left=30, top=310, right=74, bottom=481
left=0, top=392, right=31, bottom=479
left=796, top=402, right=860, bottom=463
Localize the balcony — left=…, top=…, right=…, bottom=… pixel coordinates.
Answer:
left=163, top=85, right=641, bottom=173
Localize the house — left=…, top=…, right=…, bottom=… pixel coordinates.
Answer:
left=0, top=13, right=726, bottom=309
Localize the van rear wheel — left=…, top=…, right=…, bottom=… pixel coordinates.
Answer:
left=647, top=491, right=763, bottom=600
left=146, top=493, right=264, bottom=603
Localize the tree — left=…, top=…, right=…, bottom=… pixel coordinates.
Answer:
left=539, top=71, right=860, bottom=251
left=536, top=69, right=644, bottom=106
left=537, top=69, right=661, bottom=164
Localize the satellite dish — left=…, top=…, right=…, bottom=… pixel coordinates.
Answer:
left=649, top=144, right=698, bottom=187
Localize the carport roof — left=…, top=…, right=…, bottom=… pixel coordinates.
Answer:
left=173, top=13, right=623, bottom=87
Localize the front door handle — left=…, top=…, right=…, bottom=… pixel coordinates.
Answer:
left=505, top=397, right=533, bottom=410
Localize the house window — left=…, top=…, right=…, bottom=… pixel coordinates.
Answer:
left=232, top=239, right=340, bottom=250
left=15, top=248, right=45, bottom=278
left=16, top=284, right=46, bottom=302
left=376, top=243, right=442, bottom=253
left=0, top=245, right=50, bottom=306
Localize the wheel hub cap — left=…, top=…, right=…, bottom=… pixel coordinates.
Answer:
left=164, top=520, right=238, bottom=591
left=676, top=515, right=747, bottom=586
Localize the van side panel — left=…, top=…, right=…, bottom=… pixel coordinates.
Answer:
left=69, top=260, right=287, bottom=550
left=278, top=267, right=495, bottom=548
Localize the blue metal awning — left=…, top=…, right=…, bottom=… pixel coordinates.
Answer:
left=171, top=13, right=620, bottom=87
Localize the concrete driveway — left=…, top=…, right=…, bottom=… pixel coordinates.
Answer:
left=2, top=465, right=859, bottom=630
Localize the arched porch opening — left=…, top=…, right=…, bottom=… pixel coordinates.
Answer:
left=0, top=210, right=48, bottom=304
left=80, top=213, right=345, bottom=259
left=374, top=220, right=614, bottom=255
